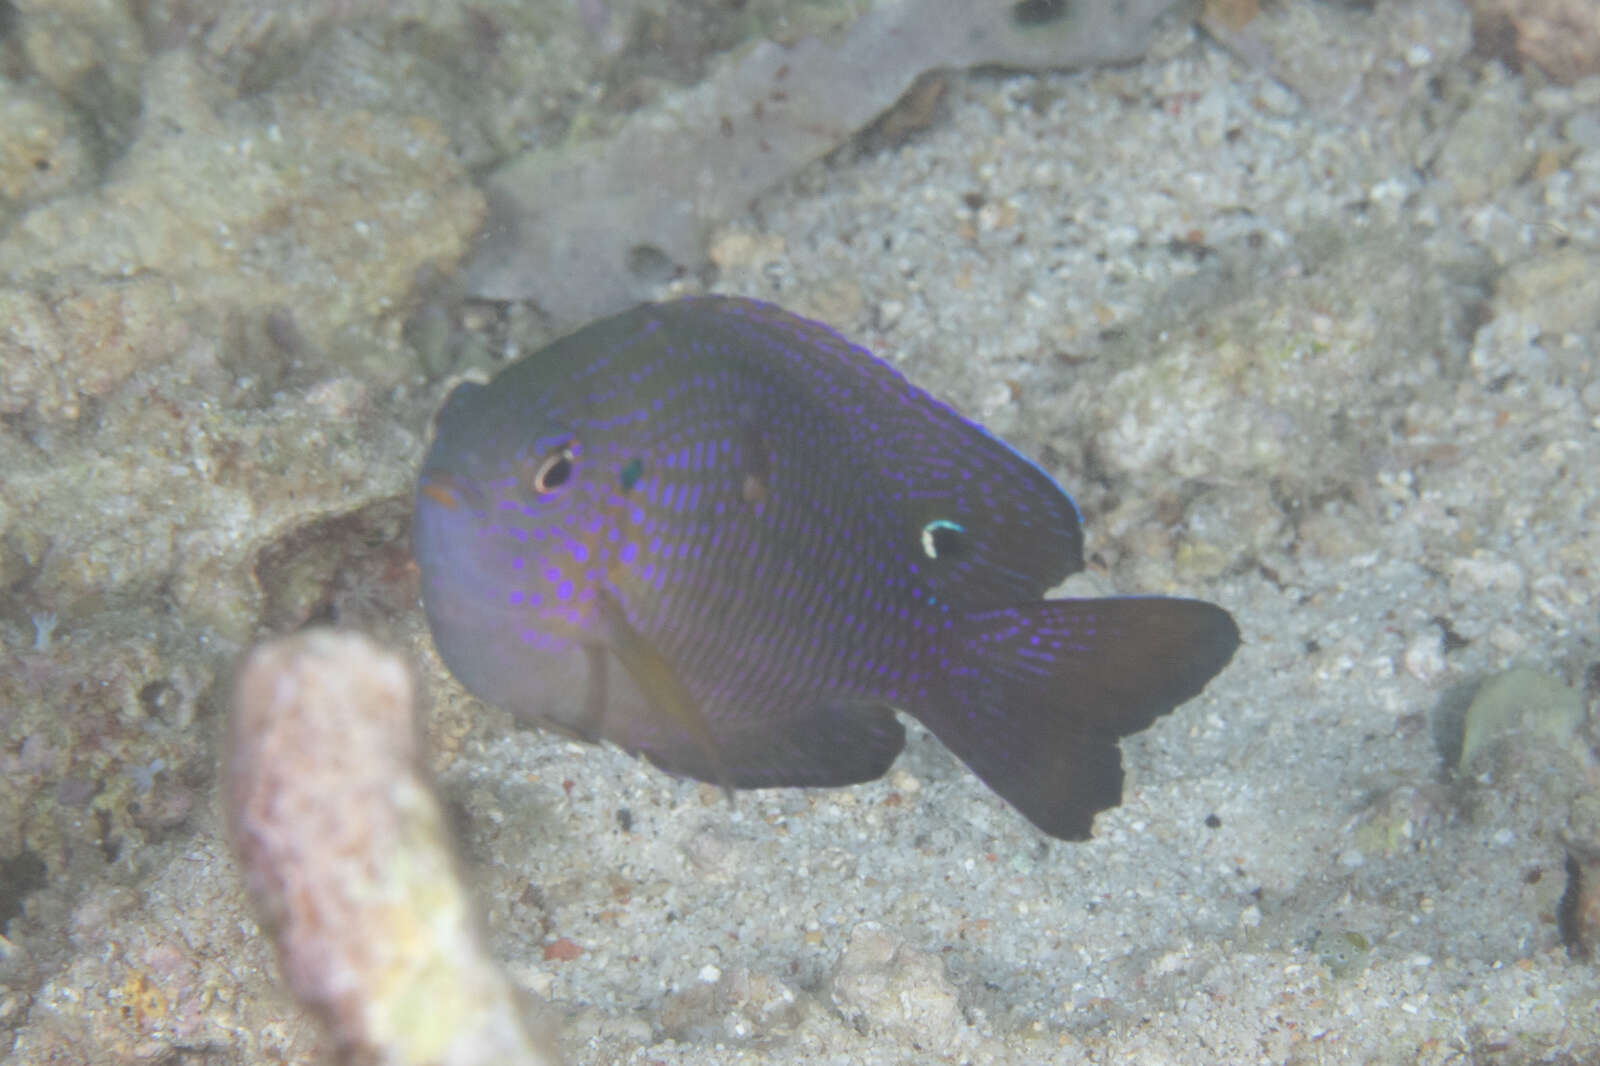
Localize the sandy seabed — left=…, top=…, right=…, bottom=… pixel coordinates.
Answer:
left=1, top=0, right=1598, bottom=1063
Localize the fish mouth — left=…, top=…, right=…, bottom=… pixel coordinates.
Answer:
left=413, top=469, right=599, bottom=642
left=413, top=472, right=615, bottom=734
left=413, top=469, right=509, bottom=625
left=416, top=469, right=489, bottom=514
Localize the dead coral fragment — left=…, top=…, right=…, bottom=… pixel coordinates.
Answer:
left=226, top=630, right=558, bottom=1066
left=1457, top=666, right=1585, bottom=772
left=465, top=0, right=1182, bottom=323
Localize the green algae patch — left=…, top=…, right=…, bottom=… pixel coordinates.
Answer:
left=1458, top=666, right=1586, bottom=772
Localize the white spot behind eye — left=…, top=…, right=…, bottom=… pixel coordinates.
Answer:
left=921, top=519, right=966, bottom=559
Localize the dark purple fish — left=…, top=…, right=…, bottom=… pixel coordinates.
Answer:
left=414, top=296, right=1237, bottom=839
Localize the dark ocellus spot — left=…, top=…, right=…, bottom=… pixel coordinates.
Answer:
left=620, top=457, right=645, bottom=493
left=1205, top=813, right=1222, bottom=829
left=1012, top=0, right=1068, bottom=28
left=616, top=808, right=634, bottom=832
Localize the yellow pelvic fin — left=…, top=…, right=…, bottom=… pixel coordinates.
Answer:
left=593, top=587, right=732, bottom=800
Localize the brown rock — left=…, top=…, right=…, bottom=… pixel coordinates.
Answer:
left=0, top=280, right=189, bottom=420
left=1471, top=0, right=1600, bottom=83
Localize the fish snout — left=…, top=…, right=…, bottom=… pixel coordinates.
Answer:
left=417, top=469, right=489, bottom=513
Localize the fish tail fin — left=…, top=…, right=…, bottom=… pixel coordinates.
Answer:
left=917, top=598, right=1239, bottom=840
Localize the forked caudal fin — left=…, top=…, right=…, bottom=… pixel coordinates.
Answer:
left=917, top=597, right=1240, bottom=840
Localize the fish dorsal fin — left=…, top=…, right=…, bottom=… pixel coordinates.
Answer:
left=662, top=296, right=1084, bottom=607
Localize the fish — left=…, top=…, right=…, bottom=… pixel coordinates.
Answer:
left=413, top=295, right=1238, bottom=840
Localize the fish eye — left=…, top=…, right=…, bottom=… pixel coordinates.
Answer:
left=528, top=442, right=577, bottom=496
